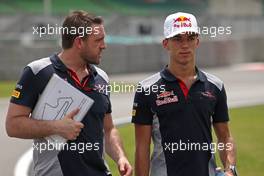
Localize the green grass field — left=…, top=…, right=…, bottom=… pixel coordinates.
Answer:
left=0, top=81, right=16, bottom=98
left=0, top=0, right=208, bottom=16
left=107, top=105, right=264, bottom=176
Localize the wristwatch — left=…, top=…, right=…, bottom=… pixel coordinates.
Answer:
left=226, top=165, right=238, bottom=176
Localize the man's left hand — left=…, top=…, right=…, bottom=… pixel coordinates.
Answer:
left=117, top=157, right=133, bottom=176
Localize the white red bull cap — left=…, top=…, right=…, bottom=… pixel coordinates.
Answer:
left=164, top=12, right=199, bottom=39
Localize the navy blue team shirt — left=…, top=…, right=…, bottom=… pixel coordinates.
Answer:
left=11, top=54, right=112, bottom=176
left=132, top=67, right=229, bottom=176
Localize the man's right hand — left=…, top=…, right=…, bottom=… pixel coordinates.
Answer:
left=55, top=109, right=84, bottom=140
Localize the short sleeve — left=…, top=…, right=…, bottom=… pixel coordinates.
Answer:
left=131, top=84, right=154, bottom=125
left=212, top=85, right=229, bottom=123
left=10, top=66, right=39, bottom=109
left=106, top=95, right=112, bottom=114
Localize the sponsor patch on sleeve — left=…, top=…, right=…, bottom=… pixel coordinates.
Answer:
left=132, top=109, right=136, bottom=117
left=12, top=90, right=20, bottom=98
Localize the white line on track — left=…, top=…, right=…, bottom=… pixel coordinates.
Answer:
left=14, top=148, right=33, bottom=176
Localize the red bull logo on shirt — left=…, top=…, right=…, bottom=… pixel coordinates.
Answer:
left=173, top=16, right=192, bottom=28
left=156, top=91, right=178, bottom=106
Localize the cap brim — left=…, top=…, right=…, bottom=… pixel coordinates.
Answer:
left=165, top=28, right=199, bottom=39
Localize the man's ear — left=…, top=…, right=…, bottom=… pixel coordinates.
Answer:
left=73, top=36, right=83, bottom=49
left=162, top=39, right=168, bottom=49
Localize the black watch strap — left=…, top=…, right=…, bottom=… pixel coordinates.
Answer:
left=226, top=165, right=238, bottom=176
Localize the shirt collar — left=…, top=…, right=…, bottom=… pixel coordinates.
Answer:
left=160, top=65, right=206, bottom=82
left=50, top=54, right=98, bottom=77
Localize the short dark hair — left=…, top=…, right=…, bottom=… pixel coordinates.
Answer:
left=61, top=10, right=103, bottom=49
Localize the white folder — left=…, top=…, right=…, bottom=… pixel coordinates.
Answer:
left=31, top=74, right=94, bottom=146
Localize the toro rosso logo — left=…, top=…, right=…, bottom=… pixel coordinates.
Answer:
left=173, top=16, right=192, bottom=28
left=201, top=91, right=216, bottom=99
left=156, top=91, right=178, bottom=106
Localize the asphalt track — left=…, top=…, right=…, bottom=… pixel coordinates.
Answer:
left=0, top=64, right=264, bottom=176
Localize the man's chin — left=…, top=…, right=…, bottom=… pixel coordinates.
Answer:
left=94, top=58, right=101, bottom=65
left=176, top=59, right=191, bottom=66
left=85, top=58, right=100, bottom=65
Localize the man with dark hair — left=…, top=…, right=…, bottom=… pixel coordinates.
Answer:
left=6, top=10, right=132, bottom=176
left=61, top=11, right=103, bottom=50
left=132, top=12, right=238, bottom=176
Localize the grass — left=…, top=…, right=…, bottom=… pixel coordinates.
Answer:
left=0, top=3, right=17, bottom=13
left=0, top=0, right=157, bottom=15
left=106, top=105, right=264, bottom=176
left=0, top=81, right=16, bottom=98
left=225, top=105, right=264, bottom=175
left=0, top=0, right=106, bottom=14
left=0, top=0, right=208, bottom=16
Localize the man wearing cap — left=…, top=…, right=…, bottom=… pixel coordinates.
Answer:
left=132, top=12, right=238, bottom=176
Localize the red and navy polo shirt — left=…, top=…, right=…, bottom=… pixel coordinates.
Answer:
left=132, top=67, right=229, bottom=176
left=11, top=54, right=112, bottom=176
